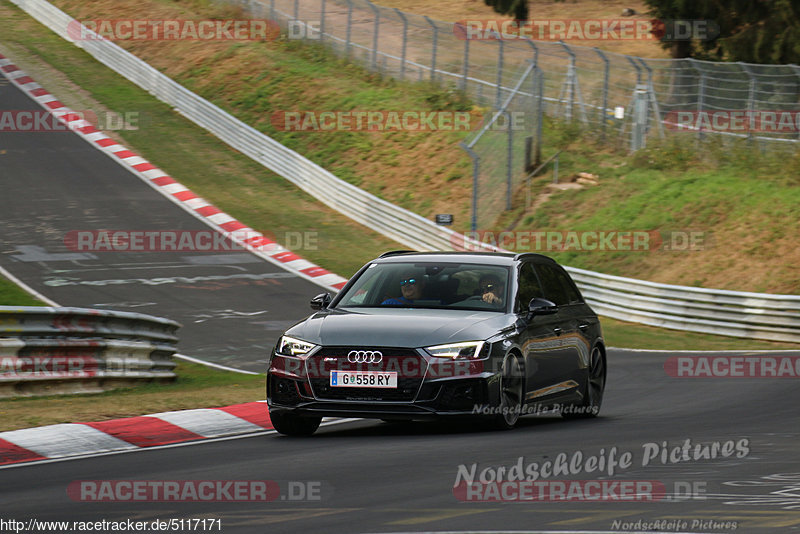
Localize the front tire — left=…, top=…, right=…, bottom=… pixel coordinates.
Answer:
left=269, top=410, right=322, bottom=436
left=492, top=353, right=524, bottom=430
left=563, top=345, right=605, bottom=419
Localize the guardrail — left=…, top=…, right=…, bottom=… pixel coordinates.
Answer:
left=567, top=268, right=800, bottom=344
left=9, top=0, right=799, bottom=344
left=0, top=306, right=180, bottom=398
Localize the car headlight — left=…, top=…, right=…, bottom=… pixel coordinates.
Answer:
left=276, top=336, right=317, bottom=357
left=425, top=341, right=486, bottom=360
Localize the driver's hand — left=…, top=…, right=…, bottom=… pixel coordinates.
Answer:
left=482, top=292, right=501, bottom=304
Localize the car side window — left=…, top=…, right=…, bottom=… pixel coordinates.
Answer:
left=553, top=266, right=583, bottom=304
left=516, top=262, right=544, bottom=312
left=535, top=264, right=569, bottom=306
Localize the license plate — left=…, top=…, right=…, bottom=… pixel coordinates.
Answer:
left=330, top=370, right=398, bottom=388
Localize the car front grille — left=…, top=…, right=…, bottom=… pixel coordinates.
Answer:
left=307, top=347, right=427, bottom=402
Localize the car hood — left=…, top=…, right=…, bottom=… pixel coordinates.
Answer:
left=285, top=308, right=515, bottom=347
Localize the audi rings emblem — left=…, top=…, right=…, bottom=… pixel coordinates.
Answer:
left=347, top=350, right=383, bottom=363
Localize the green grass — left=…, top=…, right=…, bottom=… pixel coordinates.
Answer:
left=0, top=360, right=264, bottom=431
left=601, top=317, right=798, bottom=351
left=0, top=275, right=43, bottom=306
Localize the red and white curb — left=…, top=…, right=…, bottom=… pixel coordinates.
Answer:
left=0, top=402, right=273, bottom=466
left=0, top=53, right=348, bottom=292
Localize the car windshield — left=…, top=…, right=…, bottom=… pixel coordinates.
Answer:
left=334, top=261, right=510, bottom=312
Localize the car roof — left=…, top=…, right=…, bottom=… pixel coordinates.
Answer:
left=374, top=251, right=556, bottom=266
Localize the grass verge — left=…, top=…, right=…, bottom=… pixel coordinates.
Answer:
left=0, top=360, right=264, bottom=432
left=0, top=276, right=43, bottom=306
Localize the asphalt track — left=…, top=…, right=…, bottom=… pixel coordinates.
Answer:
left=2, top=349, right=800, bottom=533
left=2, top=54, right=800, bottom=534
left=0, top=71, right=328, bottom=373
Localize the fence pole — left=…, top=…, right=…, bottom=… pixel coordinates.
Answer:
left=631, top=85, right=649, bottom=152
left=693, top=60, right=706, bottom=146
left=621, top=56, right=643, bottom=143
left=345, top=0, right=353, bottom=58
left=319, top=0, right=326, bottom=44
left=269, top=0, right=275, bottom=25
left=505, top=110, right=513, bottom=210
left=460, top=143, right=480, bottom=232
left=394, top=8, right=408, bottom=80
left=638, top=58, right=664, bottom=139
left=526, top=40, right=539, bottom=69
left=462, top=37, right=470, bottom=91
left=559, top=42, right=588, bottom=125
left=424, top=16, right=438, bottom=82
left=368, top=2, right=381, bottom=71
left=738, top=62, right=756, bottom=141
left=496, top=40, right=505, bottom=109
left=561, top=42, right=576, bottom=121
left=535, top=66, right=544, bottom=168
left=293, top=0, right=299, bottom=23
left=595, top=48, right=609, bottom=141
left=789, top=65, right=800, bottom=140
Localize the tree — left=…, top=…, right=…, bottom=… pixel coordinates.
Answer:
left=644, top=0, right=800, bottom=63
left=483, top=0, right=529, bottom=21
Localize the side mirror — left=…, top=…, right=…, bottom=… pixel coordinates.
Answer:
left=310, top=293, right=331, bottom=310
left=528, top=297, right=557, bottom=317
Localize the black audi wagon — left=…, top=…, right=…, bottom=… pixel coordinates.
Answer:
left=266, top=251, right=605, bottom=436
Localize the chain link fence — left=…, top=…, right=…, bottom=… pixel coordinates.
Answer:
left=230, top=0, right=800, bottom=228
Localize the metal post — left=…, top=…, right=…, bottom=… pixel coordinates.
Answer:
left=789, top=65, right=800, bottom=140
left=564, top=53, right=575, bottom=120
left=462, top=37, right=470, bottom=91
left=293, top=0, right=299, bottom=24
left=555, top=42, right=587, bottom=124
left=368, top=2, right=381, bottom=71
left=695, top=62, right=706, bottom=145
left=595, top=48, right=609, bottom=141
left=345, top=0, right=353, bottom=58
left=394, top=8, right=408, bottom=80
left=621, top=55, right=643, bottom=142
left=526, top=40, right=539, bottom=69
left=638, top=58, right=664, bottom=139
left=553, top=154, right=559, bottom=184
left=460, top=143, right=480, bottom=232
left=626, top=55, right=642, bottom=86
left=269, top=0, right=275, bottom=26
left=631, top=85, right=649, bottom=151
left=319, top=0, right=326, bottom=44
left=739, top=62, right=756, bottom=141
left=496, top=40, right=505, bottom=109
left=425, top=16, right=438, bottom=82
left=506, top=110, right=513, bottom=210
left=535, top=66, right=544, bottom=168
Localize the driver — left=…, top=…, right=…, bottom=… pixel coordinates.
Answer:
left=381, top=273, right=426, bottom=305
left=479, top=274, right=505, bottom=306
